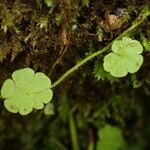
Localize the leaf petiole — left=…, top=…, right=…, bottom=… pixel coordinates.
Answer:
left=51, top=6, right=150, bottom=88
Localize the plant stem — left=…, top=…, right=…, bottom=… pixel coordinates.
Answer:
left=69, top=112, right=80, bottom=150
left=88, top=128, right=94, bottom=150
left=51, top=7, right=150, bottom=88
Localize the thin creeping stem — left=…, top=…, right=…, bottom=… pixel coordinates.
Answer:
left=50, top=7, right=150, bottom=88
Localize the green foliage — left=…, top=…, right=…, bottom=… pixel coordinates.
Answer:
left=58, top=95, right=70, bottom=122
left=103, top=37, right=143, bottom=77
left=96, top=125, right=125, bottom=150
left=0, top=1, right=149, bottom=149
left=55, top=14, right=62, bottom=26
left=43, top=0, right=53, bottom=7
left=96, top=27, right=104, bottom=42
left=0, top=8, right=14, bottom=33
left=44, top=103, right=54, bottom=115
left=94, top=60, right=117, bottom=82
left=142, top=36, right=150, bottom=51
left=130, top=74, right=143, bottom=88
left=1, top=68, right=53, bottom=115
left=0, top=41, right=11, bottom=62
left=81, top=0, right=90, bottom=7
left=37, top=16, right=49, bottom=30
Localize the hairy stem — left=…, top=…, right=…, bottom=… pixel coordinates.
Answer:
left=51, top=7, right=150, bottom=88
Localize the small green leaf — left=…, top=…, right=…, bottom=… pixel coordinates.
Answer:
left=96, top=125, right=125, bottom=150
left=44, top=103, right=54, bottom=115
left=43, top=0, right=53, bottom=7
left=37, top=16, right=49, bottom=29
left=1, top=68, right=53, bottom=115
left=94, top=60, right=118, bottom=82
left=142, top=37, right=150, bottom=51
left=103, top=37, right=143, bottom=77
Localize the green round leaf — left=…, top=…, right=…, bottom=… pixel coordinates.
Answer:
left=103, top=36, right=143, bottom=77
left=96, top=125, right=125, bottom=150
left=1, top=68, right=53, bottom=115
left=93, top=60, right=118, bottom=82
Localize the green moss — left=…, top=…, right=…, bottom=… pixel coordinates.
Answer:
left=0, top=0, right=150, bottom=149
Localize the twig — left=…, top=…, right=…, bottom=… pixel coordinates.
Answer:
left=49, top=45, right=68, bottom=75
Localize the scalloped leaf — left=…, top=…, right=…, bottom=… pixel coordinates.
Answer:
left=103, top=37, right=143, bottom=77
left=1, top=68, right=53, bottom=115
left=93, top=60, right=118, bottom=82
left=96, top=125, right=125, bottom=150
